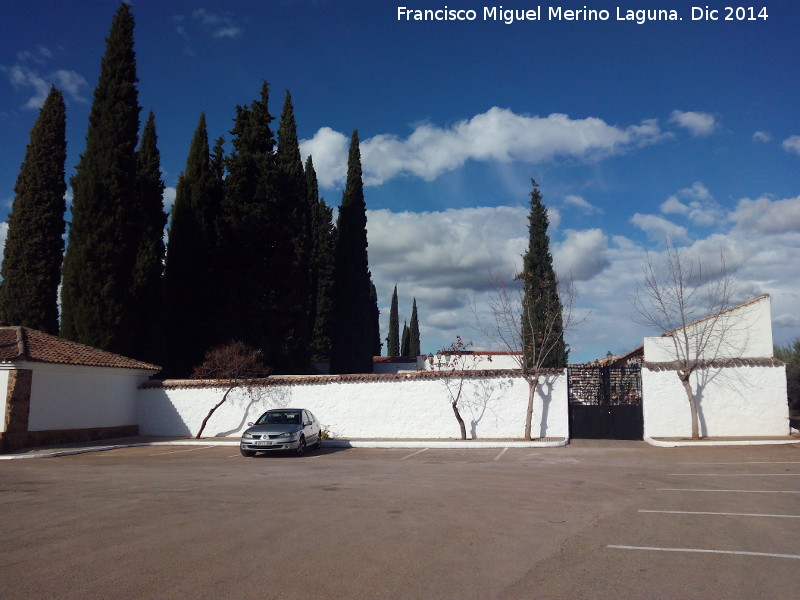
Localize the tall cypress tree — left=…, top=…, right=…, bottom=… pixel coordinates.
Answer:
left=409, top=297, right=421, bottom=356
left=127, top=110, right=166, bottom=362
left=330, top=130, right=376, bottom=373
left=0, top=86, right=66, bottom=334
left=307, top=156, right=335, bottom=363
left=164, top=113, right=220, bottom=375
left=521, top=179, right=568, bottom=368
left=369, top=280, right=381, bottom=357
left=60, top=3, right=141, bottom=352
left=275, top=90, right=311, bottom=371
left=400, top=321, right=410, bottom=357
left=387, top=285, right=399, bottom=356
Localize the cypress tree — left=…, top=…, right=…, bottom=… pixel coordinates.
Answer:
left=0, top=86, right=66, bottom=334
left=400, top=321, right=410, bottom=357
left=387, top=285, right=399, bottom=356
left=127, top=110, right=166, bottom=362
left=164, top=113, right=220, bottom=375
left=369, top=280, right=381, bottom=358
left=330, top=130, right=376, bottom=373
left=521, top=179, right=568, bottom=368
left=307, top=156, right=335, bottom=363
left=60, top=3, right=141, bottom=352
left=409, top=297, right=421, bottom=356
left=275, top=90, right=312, bottom=371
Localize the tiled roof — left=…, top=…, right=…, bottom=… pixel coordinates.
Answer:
left=643, top=357, right=784, bottom=371
left=0, top=326, right=161, bottom=371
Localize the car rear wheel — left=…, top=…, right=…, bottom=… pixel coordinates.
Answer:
left=313, top=435, right=322, bottom=451
left=296, top=436, right=306, bottom=456
left=240, top=448, right=256, bottom=457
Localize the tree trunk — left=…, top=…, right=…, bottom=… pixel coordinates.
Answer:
left=451, top=402, right=467, bottom=440
left=678, top=370, right=700, bottom=440
left=196, top=385, right=234, bottom=439
left=524, top=375, right=539, bottom=440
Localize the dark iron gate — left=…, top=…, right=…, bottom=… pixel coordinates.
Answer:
left=568, top=362, right=643, bottom=440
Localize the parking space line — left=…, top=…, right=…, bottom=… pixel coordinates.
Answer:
left=608, top=545, right=800, bottom=560
left=148, top=446, right=215, bottom=456
left=493, top=448, right=509, bottom=461
left=400, top=448, right=428, bottom=460
left=659, top=488, right=800, bottom=494
left=639, top=510, right=800, bottom=519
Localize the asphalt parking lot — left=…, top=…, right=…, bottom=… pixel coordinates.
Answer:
left=1, top=440, right=798, bottom=599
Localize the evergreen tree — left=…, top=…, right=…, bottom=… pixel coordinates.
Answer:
left=386, top=285, right=399, bottom=356
left=409, top=297, right=421, bottom=356
left=400, top=321, right=410, bottom=357
left=128, top=111, right=166, bottom=362
left=369, top=280, right=381, bottom=357
left=275, top=90, right=312, bottom=370
left=330, top=130, right=376, bottom=373
left=521, top=179, right=568, bottom=368
left=0, top=87, right=66, bottom=334
left=164, top=114, right=220, bottom=375
left=60, top=3, right=141, bottom=352
left=307, top=157, right=335, bottom=363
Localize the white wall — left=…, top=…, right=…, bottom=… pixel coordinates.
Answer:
left=644, top=295, right=774, bottom=362
left=24, top=363, right=152, bottom=432
left=0, top=369, right=9, bottom=432
left=642, top=364, right=789, bottom=438
left=138, top=373, right=569, bottom=440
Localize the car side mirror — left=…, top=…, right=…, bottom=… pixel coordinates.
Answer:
left=247, top=422, right=254, bottom=427
left=304, top=421, right=312, bottom=426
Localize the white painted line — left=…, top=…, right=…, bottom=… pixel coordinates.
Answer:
left=149, top=446, right=215, bottom=456
left=659, top=488, right=800, bottom=494
left=608, top=545, right=800, bottom=560
left=400, top=448, right=429, bottom=460
left=639, top=510, right=800, bottom=519
left=494, top=448, right=509, bottom=462
left=669, top=473, right=800, bottom=477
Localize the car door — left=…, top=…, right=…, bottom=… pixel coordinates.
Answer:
left=303, top=410, right=319, bottom=444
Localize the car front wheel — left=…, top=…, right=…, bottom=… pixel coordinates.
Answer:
left=295, top=436, right=306, bottom=456
left=240, top=448, right=256, bottom=457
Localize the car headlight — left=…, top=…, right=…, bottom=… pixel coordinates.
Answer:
left=275, top=431, right=297, bottom=439
left=241, top=432, right=254, bottom=439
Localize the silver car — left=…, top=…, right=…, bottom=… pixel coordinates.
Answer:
left=240, top=409, right=322, bottom=457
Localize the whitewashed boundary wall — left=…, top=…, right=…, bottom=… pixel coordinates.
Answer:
left=642, top=360, right=788, bottom=438
left=138, top=370, right=568, bottom=440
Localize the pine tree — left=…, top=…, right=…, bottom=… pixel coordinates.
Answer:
left=330, top=130, right=377, bottom=373
left=60, top=3, right=141, bottom=352
left=409, top=297, right=421, bottom=356
left=386, top=285, right=399, bottom=356
left=164, top=113, right=220, bottom=375
left=400, top=321, right=410, bottom=357
left=307, top=156, right=335, bottom=363
left=275, top=90, right=312, bottom=370
left=521, top=179, right=568, bottom=368
left=127, top=111, right=166, bottom=362
left=0, top=86, right=66, bottom=334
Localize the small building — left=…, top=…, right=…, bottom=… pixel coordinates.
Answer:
left=0, top=326, right=161, bottom=452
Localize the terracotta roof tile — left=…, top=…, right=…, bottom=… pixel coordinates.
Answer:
left=0, top=326, right=161, bottom=371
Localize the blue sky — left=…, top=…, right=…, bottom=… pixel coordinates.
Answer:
left=1, top=0, right=798, bottom=362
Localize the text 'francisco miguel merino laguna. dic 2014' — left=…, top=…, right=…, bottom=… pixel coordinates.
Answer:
left=397, top=6, right=770, bottom=25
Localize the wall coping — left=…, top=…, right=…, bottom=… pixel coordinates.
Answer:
left=643, top=357, right=784, bottom=371
left=140, top=368, right=566, bottom=390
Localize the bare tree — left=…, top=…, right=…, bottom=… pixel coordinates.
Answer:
left=478, top=276, right=580, bottom=439
left=191, top=340, right=271, bottom=439
left=427, top=337, right=488, bottom=440
left=633, top=243, right=740, bottom=440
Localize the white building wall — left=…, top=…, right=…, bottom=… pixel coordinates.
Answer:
left=644, top=295, right=774, bottom=362
left=137, top=373, right=569, bottom=440
left=0, top=369, right=9, bottom=432
left=25, top=363, right=151, bottom=431
left=642, top=364, right=789, bottom=438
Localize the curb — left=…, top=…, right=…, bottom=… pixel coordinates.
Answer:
left=644, top=436, right=800, bottom=448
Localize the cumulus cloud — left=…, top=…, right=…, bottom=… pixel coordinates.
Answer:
left=659, top=182, right=721, bottom=227
left=1, top=60, right=88, bottom=109
left=163, top=186, right=177, bottom=213
left=752, top=130, right=772, bottom=143
left=301, top=108, right=666, bottom=188
left=783, top=135, right=800, bottom=156
left=669, top=110, right=718, bottom=137
left=553, top=229, right=610, bottom=281
left=729, top=194, right=800, bottom=234
left=630, top=213, right=689, bottom=243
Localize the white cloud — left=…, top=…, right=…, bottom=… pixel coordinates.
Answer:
left=563, top=194, right=601, bottom=214
left=191, top=8, right=243, bottom=39
left=301, top=108, right=666, bottom=188
left=783, top=135, right=800, bottom=156
left=729, top=194, right=800, bottom=234
left=163, top=187, right=177, bottom=213
left=659, top=182, right=721, bottom=227
left=630, top=213, right=689, bottom=243
left=669, top=110, right=718, bottom=137
left=753, top=130, right=772, bottom=143
left=553, top=229, right=610, bottom=281
left=1, top=63, right=88, bottom=109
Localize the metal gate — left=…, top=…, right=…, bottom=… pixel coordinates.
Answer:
left=568, top=363, right=643, bottom=440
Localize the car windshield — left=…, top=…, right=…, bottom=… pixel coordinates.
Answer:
left=257, top=411, right=302, bottom=425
